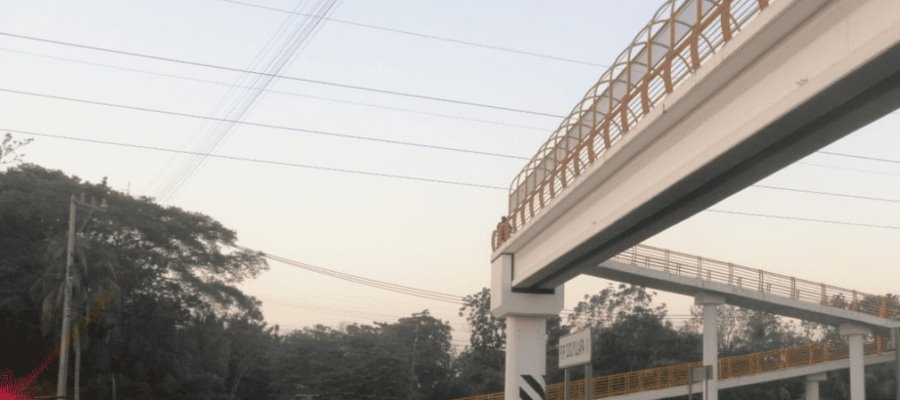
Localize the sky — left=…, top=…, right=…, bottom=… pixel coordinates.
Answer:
left=1, top=0, right=898, bottom=350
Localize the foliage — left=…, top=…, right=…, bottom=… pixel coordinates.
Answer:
left=0, top=164, right=269, bottom=399
left=0, top=133, right=32, bottom=167
left=271, top=311, right=455, bottom=400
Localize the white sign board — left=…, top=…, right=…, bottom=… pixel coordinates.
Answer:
left=558, top=329, right=591, bottom=368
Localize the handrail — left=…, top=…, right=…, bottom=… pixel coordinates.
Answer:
left=452, top=340, right=894, bottom=400
left=494, top=0, right=773, bottom=250
left=612, top=244, right=900, bottom=321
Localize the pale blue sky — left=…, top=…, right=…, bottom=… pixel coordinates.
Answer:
left=2, top=0, right=898, bottom=347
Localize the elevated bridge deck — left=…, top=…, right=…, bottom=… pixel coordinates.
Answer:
left=589, top=244, right=900, bottom=335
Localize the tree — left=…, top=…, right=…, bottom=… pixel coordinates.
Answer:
left=0, top=164, right=267, bottom=399
left=271, top=312, right=455, bottom=400
left=0, top=133, right=32, bottom=167
left=566, top=284, right=699, bottom=377
left=452, top=288, right=506, bottom=396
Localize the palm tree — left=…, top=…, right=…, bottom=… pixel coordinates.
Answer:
left=33, top=233, right=119, bottom=400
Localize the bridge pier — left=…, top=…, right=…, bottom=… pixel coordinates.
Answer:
left=804, top=372, right=827, bottom=400
left=894, top=328, right=899, bottom=400
left=840, top=323, right=871, bottom=400
left=491, top=254, right=564, bottom=400
left=695, top=293, right=724, bottom=400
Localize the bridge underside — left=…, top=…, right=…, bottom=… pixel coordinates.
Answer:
left=499, top=0, right=900, bottom=291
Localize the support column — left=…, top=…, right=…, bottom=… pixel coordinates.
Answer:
left=840, top=323, right=871, bottom=400
left=491, top=254, right=565, bottom=400
left=893, top=328, right=899, bottom=400
left=695, top=293, right=724, bottom=400
left=804, top=372, right=827, bottom=400
left=506, top=316, right=548, bottom=399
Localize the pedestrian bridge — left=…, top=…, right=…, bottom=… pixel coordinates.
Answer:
left=491, top=0, right=900, bottom=291
left=595, top=244, right=900, bottom=335
left=452, top=341, right=897, bottom=400
left=488, top=0, right=900, bottom=398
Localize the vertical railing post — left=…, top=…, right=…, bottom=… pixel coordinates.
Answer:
left=665, top=250, right=670, bottom=273
left=728, top=263, right=734, bottom=285
left=758, top=270, right=764, bottom=292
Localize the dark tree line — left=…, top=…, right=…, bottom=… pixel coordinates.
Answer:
left=1, top=163, right=896, bottom=399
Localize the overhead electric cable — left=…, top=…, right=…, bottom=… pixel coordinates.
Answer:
left=706, top=209, right=900, bottom=230
left=816, top=150, right=900, bottom=165
left=0, top=31, right=564, bottom=118
left=155, top=0, right=342, bottom=203
left=245, top=247, right=466, bottom=304
left=2, top=127, right=508, bottom=190
left=215, top=0, right=608, bottom=67
left=0, top=87, right=529, bottom=160
left=7, top=126, right=900, bottom=204
left=0, top=47, right=549, bottom=132
left=751, top=184, right=900, bottom=203
left=798, top=161, right=900, bottom=177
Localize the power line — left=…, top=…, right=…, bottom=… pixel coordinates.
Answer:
left=816, top=150, right=900, bottom=165
left=2, top=127, right=508, bottom=190
left=0, top=31, right=564, bottom=118
left=11, top=48, right=544, bottom=131
left=155, top=0, right=342, bottom=203
left=751, top=184, right=900, bottom=203
left=798, top=161, right=900, bottom=177
left=0, top=87, right=529, bottom=160
left=705, top=209, right=900, bottom=230
left=245, top=247, right=466, bottom=304
left=0, top=47, right=548, bottom=132
left=215, top=0, right=608, bottom=68
left=8, top=126, right=900, bottom=203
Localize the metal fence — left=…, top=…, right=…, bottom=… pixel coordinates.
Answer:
left=452, top=341, right=893, bottom=400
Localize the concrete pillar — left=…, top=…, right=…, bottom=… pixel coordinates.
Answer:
left=893, top=328, right=899, bottom=400
left=695, top=293, right=724, bottom=400
left=804, top=372, right=827, bottom=400
left=491, top=254, right=564, bottom=400
left=840, top=323, right=871, bottom=400
left=505, top=316, right=547, bottom=399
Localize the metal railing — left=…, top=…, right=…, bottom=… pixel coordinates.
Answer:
left=612, top=244, right=900, bottom=321
left=494, top=0, right=774, bottom=250
left=452, top=341, right=893, bottom=400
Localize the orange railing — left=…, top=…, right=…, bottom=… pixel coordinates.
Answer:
left=494, top=0, right=774, bottom=250
left=612, top=244, right=900, bottom=321
left=453, top=341, right=893, bottom=400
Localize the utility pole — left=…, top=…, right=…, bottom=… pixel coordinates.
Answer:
left=56, top=194, right=106, bottom=400
left=56, top=195, right=77, bottom=400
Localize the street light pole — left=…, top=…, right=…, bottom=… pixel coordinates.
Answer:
left=56, top=195, right=77, bottom=399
